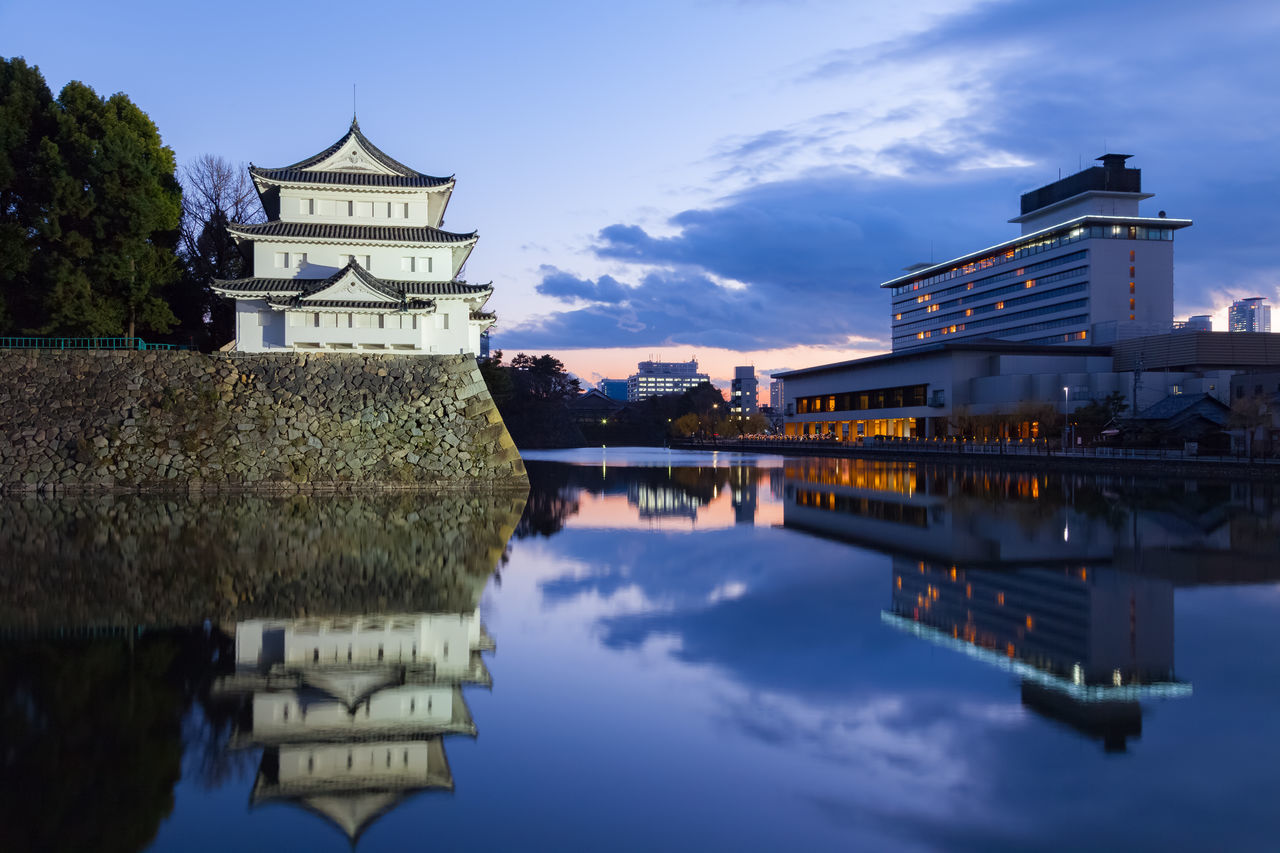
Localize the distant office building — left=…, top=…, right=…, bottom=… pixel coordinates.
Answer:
left=1172, top=315, right=1213, bottom=332
left=729, top=366, right=759, bottom=415
left=626, top=359, right=709, bottom=401
left=1228, top=297, right=1271, bottom=333
left=881, top=154, right=1190, bottom=351
left=598, top=378, right=629, bottom=400
left=769, top=378, right=783, bottom=411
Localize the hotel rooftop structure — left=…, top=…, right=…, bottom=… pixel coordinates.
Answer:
left=884, top=154, right=1191, bottom=351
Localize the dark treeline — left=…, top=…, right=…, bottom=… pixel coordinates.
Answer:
left=480, top=350, right=734, bottom=449
left=0, top=57, right=262, bottom=347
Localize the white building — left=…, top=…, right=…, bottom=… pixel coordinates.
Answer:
left=626, top=359, right=710, bottom=401
left=213, top=119, right=496, bottom=354
left=217, top=609, right=494, bottom=843
left=730, top=366, right=758, bottom=415
left=1228, top=297, right=1271, bottom=333
left=883, top=155, right=1191, bottom=351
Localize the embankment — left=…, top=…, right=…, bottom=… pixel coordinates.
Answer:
left=0, top=351, right=525, bottom=491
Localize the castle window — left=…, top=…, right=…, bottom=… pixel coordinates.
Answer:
left=401, top=257, right=413, bottom=272
left=360, top=255, right=371, bottom=269
left=274, top=252, right=288, bottom=268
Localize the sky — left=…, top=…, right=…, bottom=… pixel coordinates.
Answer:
left=5, top=0, right=1280, bottom=388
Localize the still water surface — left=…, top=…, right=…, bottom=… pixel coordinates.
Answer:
left=2, top=449, right=1279, bottom=851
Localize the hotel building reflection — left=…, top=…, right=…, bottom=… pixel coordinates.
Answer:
left=774, top=458, right=1280, bottom=751
left=213, top=610, right=494, bottom=843
left=884, top=558, right=1183, bottom=751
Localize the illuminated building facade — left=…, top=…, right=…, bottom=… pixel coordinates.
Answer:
left=1228, top=297, right=1272, bottom=333
left=730, top=366, right=759, bottom=415
left=883, top=155, right=1191, bottom=351
left=626, top=359, right=710, bottom=401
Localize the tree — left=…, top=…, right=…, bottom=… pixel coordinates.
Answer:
left=170, top=154, right=263, bottom=348
left=1229, top=394, right=1271, bottom=459
left=0, top=57, right=57, bottom=332
left=672, top=412, right=701, bottom=437
left=1073, top=391, right=1127, bottom=444
left=0, top=59, right=182, bottom=337
left=509, top=353, right=581, bottom=401
left=480, top=352, right=584, bottom=448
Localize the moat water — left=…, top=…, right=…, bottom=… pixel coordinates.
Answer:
left=2, top=449, right=1279, bottom=851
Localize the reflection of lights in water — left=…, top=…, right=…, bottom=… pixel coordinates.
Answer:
left=1064, top=523, right=1069, bottom=542
left=1073, top=663, right=1083, bottom=685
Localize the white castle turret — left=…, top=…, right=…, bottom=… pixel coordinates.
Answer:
left=213, top=119, right=496, bottom=354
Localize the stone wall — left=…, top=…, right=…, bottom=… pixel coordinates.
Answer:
left=0, top=351, right=526, bottom=491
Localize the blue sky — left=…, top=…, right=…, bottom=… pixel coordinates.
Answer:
left=5, top=0, right=1279, bottom=385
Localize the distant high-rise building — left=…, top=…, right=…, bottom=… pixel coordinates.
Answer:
left=769, top=379, right=784, bottom=411
left=1228, top=297, right=1271, bottom=333
left=729, top=366, right=758, bottom=415
left=598, top=378, right=629, bottom=400
left=626, top=359, right=710, bottom=401
left=1172, top=315, right=1213, bottom=333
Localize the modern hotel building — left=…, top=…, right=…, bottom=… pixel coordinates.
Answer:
left=884, top=154, right=1190, bottom=351
left=774, top=155, right=1280, bottom=440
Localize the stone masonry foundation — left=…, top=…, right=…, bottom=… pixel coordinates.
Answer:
left=0, top=351, right=525, bottom=492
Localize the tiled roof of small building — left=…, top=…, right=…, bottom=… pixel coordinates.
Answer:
left=212, top=261, right=491, bottom=313
left=225, top=221, right=476, bottom=244
left=1135, top=392, right=1229, bottom=423
left=248, top=166, right=452, bottom=188
left=251, top=119, right=453, bottom=188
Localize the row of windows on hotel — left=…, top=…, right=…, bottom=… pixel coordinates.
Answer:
left=896, top=264, right=1087, bottom=324
left=273, top=251, right=433, bottom=274
left=897, top=278, right=1088, bottom=335
left=889, top=224, right=1174, bottom=296
left=892, top=311, right=1091, bottom=347
left=894, top=251, right=1087, bottom=311
left=796, top=384, right=929, bottom=414
left=293, top=197, right=420, bottom=219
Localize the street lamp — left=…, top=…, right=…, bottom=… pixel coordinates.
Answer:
left=1062, top=386, right=1069, bottom=452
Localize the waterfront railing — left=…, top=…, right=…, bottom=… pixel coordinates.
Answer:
left=0, top=336, right=187, bottom=351
left=676, top=435, right=1280, bottom=466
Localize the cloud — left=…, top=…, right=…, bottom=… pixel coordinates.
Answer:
left=535, top=267, right=629, bottom=304
left=503, top=169, right=1016, bottom=351
left=505, top=0, right=1280, bottom=353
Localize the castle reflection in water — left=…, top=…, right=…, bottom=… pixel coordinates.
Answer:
left=0, top=491, right=525, bottom=849
left=213, top=610, right=494, bottom=842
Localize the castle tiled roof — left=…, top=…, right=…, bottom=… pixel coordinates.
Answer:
left=226, top=221, right=476, bottom=244
left=249, top=166, right=452, bottom=188
left=212, top=261, right=491, bottom=313
left=250, top=119, right=453, bottom=188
